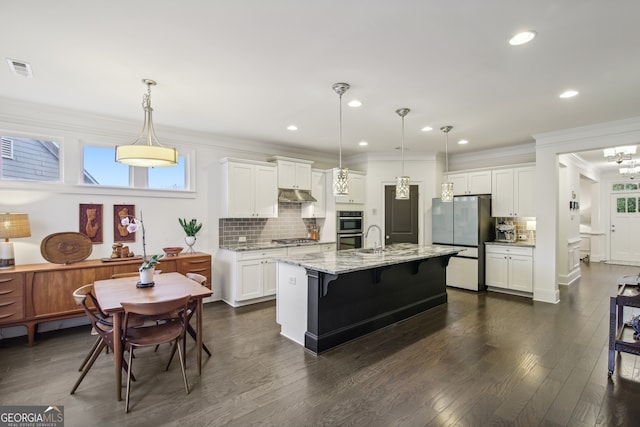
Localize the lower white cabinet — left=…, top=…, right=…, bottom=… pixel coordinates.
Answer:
left=219, top=248, right=287, bottom=307
left=485, top=244, right=533, bottom=295
left=219, top=243, right=335, bottom=307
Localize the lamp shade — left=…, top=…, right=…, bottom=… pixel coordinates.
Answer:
left=0, top=213, right=31, bottom=240
left=115, top=144, right=178, bottom=167
left=0, top=213, right=31, bottom=269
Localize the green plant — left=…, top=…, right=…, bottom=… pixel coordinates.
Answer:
left=179, top=218, right=202, bottom=236
left=139, top=254, right=163, bottom=272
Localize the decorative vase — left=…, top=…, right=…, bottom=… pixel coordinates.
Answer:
left=139, top=267, right=155, bottom=286
left=185, top=236, right=196, bottom=253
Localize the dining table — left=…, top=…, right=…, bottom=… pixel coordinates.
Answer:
left=93, top=271, right=212, bottom=401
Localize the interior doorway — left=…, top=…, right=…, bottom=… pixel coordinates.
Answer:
left=384, top=185, right=419, bottom=245
left=610, top=192, right=640, bottom=262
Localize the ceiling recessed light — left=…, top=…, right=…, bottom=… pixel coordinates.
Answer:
left=287, top=125, right=298, bottom=131
left=509, top=31, right=536, bottom=46
left=358, top=141, right=368, bottom=146
left=421, top=126, right=433, bottom=132
left=458, top=139, right=469, bottom=145
left=348, top=100, right=362, bottom=108
left=559, top=90, right=579, bottom=99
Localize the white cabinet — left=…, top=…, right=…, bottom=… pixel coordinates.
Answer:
left=334, top=170, right=365, bottom=204
left=220, top=247, right=287, bottom=307
left=221, top=158, right=278, bottom=218
left=485, top=244, right=533, bottom=294
left=302, top=170, right=327, bottom=218
left=491, top=166, right=535, bottom=217
left=446, top=170, right=491, bottom=195
left=270, top=157, right=312, bottom=190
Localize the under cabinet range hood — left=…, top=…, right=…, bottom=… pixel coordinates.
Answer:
left=278, top=188, right=317, bottom=203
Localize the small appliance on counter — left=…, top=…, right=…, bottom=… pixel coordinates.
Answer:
left=309, top=225, right=320, bottom=241
left=495, top=222, right=517, bottom=242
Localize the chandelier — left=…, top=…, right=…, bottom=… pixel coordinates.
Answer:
left=395, top=108, right=410, bottom=200
left=604, top=146, right=636, bottom=164
left=116, top=79, right=178, bottom=168
left=440, top=126, right=454, bottom=202
left=332, top=83, right=350, bottom=196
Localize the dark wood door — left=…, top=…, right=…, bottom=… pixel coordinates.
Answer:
left=384, top=185, right=419, bottom=244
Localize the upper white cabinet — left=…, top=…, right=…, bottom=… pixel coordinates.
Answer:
left=446, top=170, right=491, bottom=195
left=302, top=170, right=327, bottom=218
left=491, top=166, right=535, bottom=217
left=335, top=170, right=365, bottom=204
left=269, top=156, right=312, bottom=190
left=220, top=158, right=278, bottom=218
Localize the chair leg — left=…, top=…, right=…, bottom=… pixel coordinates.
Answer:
left=187, top=323, right=212, bottom=357
left=177, top=338, right=189, bottom=395
left=125, top=347, right=135, bottom=413
left=166, top=340, right=179, bottom=371
left=79, top=336, right=102, bottom=372
left=70, top=340, right=106, bottom=394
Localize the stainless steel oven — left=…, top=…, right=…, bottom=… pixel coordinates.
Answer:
left=337, top=233, right=363, bottom=250
left=337, top=211, right=363, bottom=250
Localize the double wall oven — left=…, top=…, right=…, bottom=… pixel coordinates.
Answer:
left=337, top=210, right=364, bottom=250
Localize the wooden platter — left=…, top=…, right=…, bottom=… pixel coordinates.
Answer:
left=40, top=232, right=93, bottom=264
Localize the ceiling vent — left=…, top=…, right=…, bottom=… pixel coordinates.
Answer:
left=6, top=58, right=33, bottom=78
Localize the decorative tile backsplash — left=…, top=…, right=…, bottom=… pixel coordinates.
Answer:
left=494, top=217, right=536, bottom=241
left=219, top=202, right=317, bottom=246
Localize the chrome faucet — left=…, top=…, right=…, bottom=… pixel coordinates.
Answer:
left=365, top=224, right=383, bottom=253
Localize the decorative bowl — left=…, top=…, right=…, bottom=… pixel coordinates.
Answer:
left=162, top=247, right=183, bottom=257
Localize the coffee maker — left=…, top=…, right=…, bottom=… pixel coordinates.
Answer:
left=495, top=222, right=516, bottom=242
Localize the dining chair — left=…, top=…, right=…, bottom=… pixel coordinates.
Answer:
left=165, top=273, right=212, bottom=369
left=121, top=295, right=191, bottom=413
left=70, top=284, right=133, bottom=394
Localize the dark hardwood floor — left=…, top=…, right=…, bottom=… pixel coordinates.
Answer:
left=2, top=261, right=640, bottom=426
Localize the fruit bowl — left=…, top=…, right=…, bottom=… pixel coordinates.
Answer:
left=162, top=247, right=183, bottom=257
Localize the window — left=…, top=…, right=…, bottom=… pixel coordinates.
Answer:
left=83, top=146, right=130, bottom=186
left=148, top=156, right=186, bottom=190
left=83, top=145, right=187, bottom=190
left=0, top=136, right=60, bottom=182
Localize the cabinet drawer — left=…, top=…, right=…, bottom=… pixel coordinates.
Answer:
left=0, top=274, right=25, bottom=323
left=177, top=256, right=211, bottom=272
left=486, top=245, right=532, bottom=257
left=0, top=273, right=24, bottom=296
left=236, top=248, right=287, bottom=261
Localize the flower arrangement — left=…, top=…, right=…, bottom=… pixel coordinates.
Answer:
left=120, top=211, right=163, bottom=270
left=178, top=218, right=202, bottom=236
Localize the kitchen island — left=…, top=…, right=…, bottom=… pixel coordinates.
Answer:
left=275, top=243, right=462, bottom=353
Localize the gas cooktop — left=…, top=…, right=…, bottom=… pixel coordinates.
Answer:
left=271, top=238, right=318, bottom=244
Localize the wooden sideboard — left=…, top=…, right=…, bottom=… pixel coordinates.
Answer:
left=0, top=252, right=211, bottom=346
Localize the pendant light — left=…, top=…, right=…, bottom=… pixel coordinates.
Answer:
left=395, top=108, right=410, bottom=200
left=332, top=82, right=350, bottom=196
left=116, top=79, right=178, bottom=168
left=440, top=125, right=454, bottom=202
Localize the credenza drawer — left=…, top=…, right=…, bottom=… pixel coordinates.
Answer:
left=0, top=273, right=25, bottom=324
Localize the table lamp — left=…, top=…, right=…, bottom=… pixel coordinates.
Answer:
left=0, top=213, right=31, bottom=269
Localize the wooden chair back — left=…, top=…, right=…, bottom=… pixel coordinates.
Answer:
left=186, top=272, right=207, bottom=288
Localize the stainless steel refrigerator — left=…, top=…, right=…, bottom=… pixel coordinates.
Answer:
left=432, top=195, right=493, bottom=291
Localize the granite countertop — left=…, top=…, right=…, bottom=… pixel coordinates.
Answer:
left=485, top=241, right=536, bottom=248
left=274, top=243, right=463, bottom=275
left=220, top=240, right=336, bottom=252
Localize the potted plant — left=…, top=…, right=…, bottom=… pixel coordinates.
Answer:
left=139, top=254, right=163, bottom=286
left=179, top=218, right=202, bottom=253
